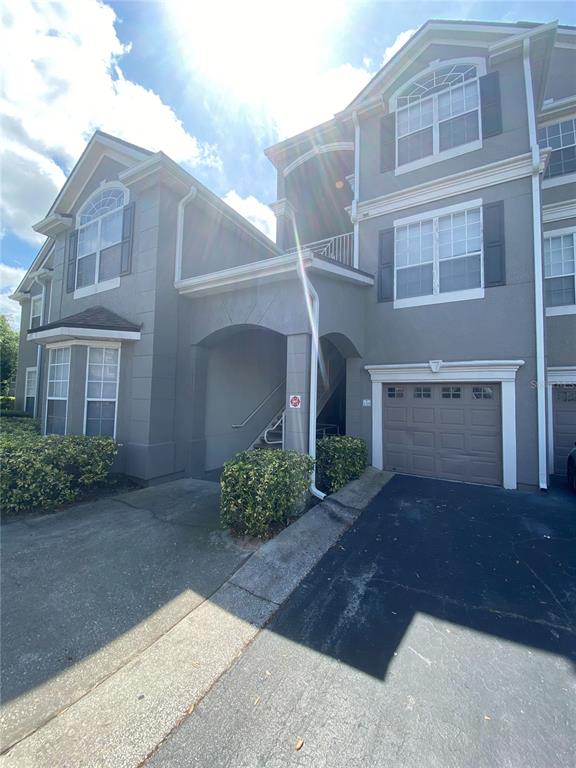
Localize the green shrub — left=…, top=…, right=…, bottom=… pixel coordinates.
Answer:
left=1, top=409, right=32, bottom=418
left=0, top=396, right=15, bottom=409
left=316, top=436, right=368, bottom=494
left=0, top=416, right=40, bottom=435
left=221, top=449, right=314, bottom=537
left=0, top=433, right=118, bottom=515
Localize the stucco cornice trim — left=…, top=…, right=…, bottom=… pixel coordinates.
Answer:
left=365, top=359, right=525, bottom=383
left=351, top=151, right=551, bottom=223
left=28, top=327, right=141, bottom=344
left=33, top=213, right=73, bottom=237
left=542, top=200, right=576, bottom=224
left=547, top=366, right=576, bottom=384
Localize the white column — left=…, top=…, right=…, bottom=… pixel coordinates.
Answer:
left=501, top=379, right=517, bottom=489
left=371, top=381, right=383, bottom=470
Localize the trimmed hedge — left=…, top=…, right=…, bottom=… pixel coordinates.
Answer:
left=1, top=409, right=32, bottom=418
left=1, top=433, right=118, bottom=515
left=221, top=449, right=314, bottom=538
left=0, top=396, right=15, bottom=409
left=316, top=435, right=368, bottom=494
left=0, top=415, right=40, bottom=435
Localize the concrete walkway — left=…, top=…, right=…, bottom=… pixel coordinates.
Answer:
left=1, top=469, right=392, bottom=767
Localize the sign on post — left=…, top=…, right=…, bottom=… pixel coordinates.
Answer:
left=289, top=394, right=302, bottom=409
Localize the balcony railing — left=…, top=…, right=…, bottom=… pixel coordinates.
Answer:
left=287, top=232, right=354, bottom=268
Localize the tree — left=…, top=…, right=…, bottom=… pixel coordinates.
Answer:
left=0, top=315, right=19, bottom=396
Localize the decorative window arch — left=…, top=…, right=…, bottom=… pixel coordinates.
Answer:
left=392, top=60, right=486, bottom=172
left=74, top=184, right=128, bottom=292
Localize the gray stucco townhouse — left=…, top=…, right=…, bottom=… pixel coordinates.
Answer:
left=12, top=19, right=576, bottom=491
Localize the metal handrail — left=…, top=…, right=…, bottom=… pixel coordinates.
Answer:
left=264, top=412, right=284, bottom=445
left=232, top=380, right=286, bottom=428
left=285, top=232, right=353, bottom=266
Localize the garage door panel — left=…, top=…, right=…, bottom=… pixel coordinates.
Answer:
left=554, top=387, right=576, bottom=475
left=382, top=383, right=502, bottom=485
left=439, top=409, right=465, bottom=425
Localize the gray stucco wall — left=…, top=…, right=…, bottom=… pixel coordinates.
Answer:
left=359, top=48, right=530, bottom=203
left=351, top=176, right=541, bottom=486
left=544, top=47, right=576, bottom=102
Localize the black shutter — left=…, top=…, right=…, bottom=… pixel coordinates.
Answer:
left=66, top=230, right=78, bottom=293
left=378, top=228, right=395, bottom=302
left=480, top=71, right=502, bottom=139
left=483, top=201, right=506, bottom=287
left=120, top=201, right=135, bottom=275
left=380, top=114, right=396, bottom=173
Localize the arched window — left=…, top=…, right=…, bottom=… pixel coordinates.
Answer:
left=75, top=186, right=127, bottom=290
left=395, top=63, right=482, bottom=169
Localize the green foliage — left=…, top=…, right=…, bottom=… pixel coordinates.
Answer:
left=316, top=436, right=368, bottom=494
left=221, top=449, right=314, bottom=538
left=0, top=415, right=40, bottom=435
left=0, top=433, right=118, bottom=515
left=0, top=396, right=16, bottom=409
left=0, top=315, right=18, bottom=396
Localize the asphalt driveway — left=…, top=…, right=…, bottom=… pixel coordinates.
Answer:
left=147, top=476, right=576, bottom=768
left=0, top=478, right=256, bottom=749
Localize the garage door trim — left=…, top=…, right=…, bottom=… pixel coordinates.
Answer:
left=366, top=359, right=525, bottom=490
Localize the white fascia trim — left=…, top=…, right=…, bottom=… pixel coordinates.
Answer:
left=542, top=172, right=576, bottom=189
left=394, top=287, right=484, bottom=309
left=47, top=339, right=122, bottom=350
left=489, top=20, right=558, bottom=55
left=73, top=277, right=120, bottom=300
left=546, top=305, right=576, bottom=316
left=309, top=258, right=374, bottom=285
left=33, top=213, right=73, bottom=237
left=29, top=328, right=140, bottom=344
left=542, top=200, right=576, bottom=223
left=175, top=252, right=374, bottom=296
left=118, top=153, right=189, bottom=191
left=365, top=359, right=525, bottom=490
left=283, top=142, right=354, bottom=177
left=353, top=152, right=549, bottom=223
left=394, top=139, right=482, bottom=177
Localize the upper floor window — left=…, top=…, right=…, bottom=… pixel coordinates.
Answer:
left=30, top=294, right=43, bottom=329
left=395, top=204, right=483, bottom=306
left=76, top=186, right=127, bottom=291
left=544, top=230, right=575, bottom=314
left=538, top=119, right=576, bottom=179
left=396, top=64, right=481, bottom=170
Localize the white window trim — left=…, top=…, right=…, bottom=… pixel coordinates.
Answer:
left=542, top=171, right=576, bottom=189
left=30, top=294, right=43, bottom=329
left=546, top=366, right=576, bottom=475
left=74, top=183, right=128, bottom=297
left=74, top=277, right=120, bottom=300
left=392, top=59, right=486, bottom=176
left=393, top=199, right=484, bottom=309
left=365, top=359, right=525, bottom=490
left=25, top=366, right=38, bottom=417
left=543, top=225, right=576, bottom=316
left=83, top=345, right=121, bottom=439
left=45, top=347, right=70, bottom=436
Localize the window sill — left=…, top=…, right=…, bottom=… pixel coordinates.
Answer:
left=542, top=172, right=576, bottom=189
left=393, top=287, right=484, bottom=309
left=546, top=304, right=576, bottom=317
left=74, top=277, right=120, bottom=300
left=394, top=139, right=483, bottom=176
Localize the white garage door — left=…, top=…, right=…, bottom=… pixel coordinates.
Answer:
left=553, top=386, right=576, bottom=475
left=382, top=382, right=502, bottom=485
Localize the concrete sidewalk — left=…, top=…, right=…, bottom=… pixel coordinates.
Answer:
left=1, top=469, right=392, bottom=767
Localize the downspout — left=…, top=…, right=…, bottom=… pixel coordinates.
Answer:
left=523, top=38, right=548, bottom=490
left=296, top=258, right=326, bottom=500
left=175, top=186, right=197, bottom=283
left=352, top=111, right=360, bottom=269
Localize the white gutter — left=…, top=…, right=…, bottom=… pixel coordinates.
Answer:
left=175, top=186, right=197, bottom=283
left=523, top=37, right=548, bottom=491
left=352, top=111, right=360, bottom=269
left=296, top=257, right=326, bottom=500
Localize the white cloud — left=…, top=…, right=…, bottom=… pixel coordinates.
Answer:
left=0, top=0, right=220, bottom=246
left=0, top=263, right=27, bottom=329
left=222, top=191, right=276, bottom=241
left=166, top=1, right=373, bottom=139
left=382, top=28, right=417, bottom=66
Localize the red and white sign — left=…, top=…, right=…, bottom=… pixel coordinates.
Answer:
left=289, top=394, right=302, bottom=409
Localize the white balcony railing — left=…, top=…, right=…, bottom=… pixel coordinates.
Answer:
left=287, top=232, right=354, bottom=267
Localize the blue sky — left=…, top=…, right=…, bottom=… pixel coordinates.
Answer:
left=1, top=0, right=575, bottom=325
